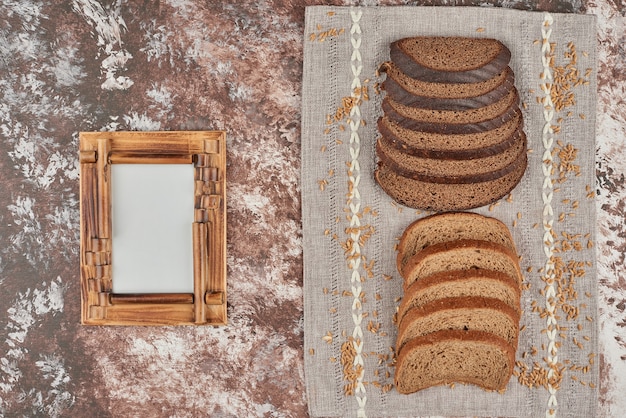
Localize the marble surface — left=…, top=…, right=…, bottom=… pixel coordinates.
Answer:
left=0, top=1, right=623, bottom=417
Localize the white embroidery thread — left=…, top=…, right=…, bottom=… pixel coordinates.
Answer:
left=348, top=8, right=367, bottom=418
left=540, top=12, right=559, bottom=418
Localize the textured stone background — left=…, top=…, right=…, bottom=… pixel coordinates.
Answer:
left=0, top=1, right=623, bottom=417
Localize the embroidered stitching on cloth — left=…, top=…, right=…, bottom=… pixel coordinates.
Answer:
left=347, top=8, right=367, bottom=418
left=539, top=12, right=559, bottom=418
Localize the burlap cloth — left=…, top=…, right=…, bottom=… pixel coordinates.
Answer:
left=302, top=6, right=597, bottom=417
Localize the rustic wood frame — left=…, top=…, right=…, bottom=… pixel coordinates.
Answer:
left=79, top=131, right=227, bottom=326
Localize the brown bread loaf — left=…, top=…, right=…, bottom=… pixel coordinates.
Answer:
left=401, top=239, right=524, bottom=289
left=374, top=152, right=527, bottom=212
left=396, top=212, right=517, bottom=272
left=376, top=130, right=526, bottom=183
left=396, top=296, right=520, bottom=351
left=396, top=269, right=522, bottom=323
left=394, top=329, right=515, bottom=393
left=390, top=37, right=512, bottom=83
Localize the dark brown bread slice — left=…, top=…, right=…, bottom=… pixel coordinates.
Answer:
left=382, top=68, right=515, bottom=110
left=396, top=212, right=517, bottom=272
left=396, top=296, right=520, bottom=352
left=380, top=61, right=513, bottom=99
left=377, top=107, right=523, bottom=159
left=376, top=130, right=526, bottom=184
left=374, top=152, right=527, bottom=212
left=401, top=239, right=524, bottom=289
left=390, top=37, right=512, bottom=83
left=394, top=329, right=515, bottom=393
left=397, top=269, right=522, bottom=323
left=383, top=87, right=519, bottom=125
left=382, top=94, right=520, bottom=135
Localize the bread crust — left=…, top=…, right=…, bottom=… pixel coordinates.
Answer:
left=396, top=212, right=516, bottom=263
left=396, top=296, right=521, bottom=351
left=382, top=68, right=516, bottom=110
left=401, top=239, right=524, bottom=288
left=382, top=96, right=520, bottom=135
left=380, top=61, right=512, bottom=99
left=376, top=130, right=527, bottom=184
left=396, top=269, right=522, bottom=322
left=383, top=87, right=519, bottom=125
left=390, top=37, right=512, bottom=83
left=394, top=329, right=516, bottom=393
left=374, top=152, right=527, bottom=211
left=377, top=108, right=523, bottom=160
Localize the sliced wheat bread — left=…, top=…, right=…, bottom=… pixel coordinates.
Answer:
left=382, top=96, right=520, bottom=135
left=382, top=69, right=515, bottom=111
left=394, top=329, right=515, bottom=393
left=374, top=153, right=527, bottom=212
left=377, top=107, right=523, bottom=159
left=401, top=239, right=523, bottom=289
left=383, top=87, right=519, bottom=125
left=376, top=130, right=526, bottom=183
left=396, top=296, right=520, bottom=351
left=396, top=212, right=517, bottom=272
left=397, top=269, right=522, bottom=322
left=380, top=61, right=513, bottom=99
left=390, top=37, right=512, bottom=83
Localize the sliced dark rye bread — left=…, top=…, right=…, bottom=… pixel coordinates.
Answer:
left=390, top=37, right=511, bottom=84
left=376, top=130, right=526, bottom=184
left=382, top=87, right=519, bottom=125
left=382, top=94, right=520, bottom=135
left=380, top=61, right=513, bottom=99
left=396, top=296, right=520, bottom=351
left=396, top=212, right=517, bottom=272
left=377, top=107, right=523, bottom=159
left=394, top=329, right=515, bottom=393
left=382, top=68, right=516, bottom=111
left=396, top=269, right=522, bottom=323
left=401, top=239, right=524, bottom=289
left=374, top=152, right=527, bottom=212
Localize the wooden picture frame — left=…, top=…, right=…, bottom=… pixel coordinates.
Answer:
left=79, top=131, right=227, bottom=326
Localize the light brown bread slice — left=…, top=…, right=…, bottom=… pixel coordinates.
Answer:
left=374, top=153, right=527, bottom=212
left=401, top=239, right=524, bottom=289
left=390, top=37, right=512, bottom=83
left=376, top=130, right=526, bottom=184
left=382, top=68, right=515, bottom=110
left=382, top=87, right=519, bottom=125
left=394, top=329, right=515, bottom=393
left=396, top=212, right=517, bottom=273
left=396, top=269, right=522, bottom=323
left=377, top=107, right=523, bottom=159
left=396, top=296, right=520, bottom=351
left=380, top=61, right=513, bottom=99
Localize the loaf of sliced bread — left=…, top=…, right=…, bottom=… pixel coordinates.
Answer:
left=375, top=153, right=527, bottom=211
left=394, top=329, right=515, bottom=393
left=380, top=61, right=513, bottom=99
left=401, top=239, right=524, bottom=289
left=376, top=130, right=526, bottom=183
left=397, top=269, right=522, bottom=322
left=390, top=37, right=511, bottom=83
left=396, top=296, right=520, bottom=351
left=396, top=212, right=517, bottom=272
left=377, top=107, right=523, bottom=159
